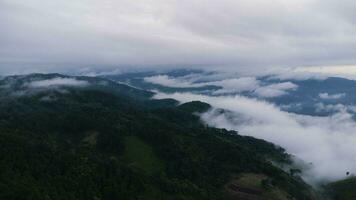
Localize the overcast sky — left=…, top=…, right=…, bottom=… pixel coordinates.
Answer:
left=1, top=0, right=356, bottom=74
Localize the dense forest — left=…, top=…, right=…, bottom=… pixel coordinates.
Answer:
left=0, top=74, right=319, bottom=199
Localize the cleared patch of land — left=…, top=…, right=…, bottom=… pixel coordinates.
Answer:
left=226, top=173, right=292, bottom=200
left=123, top=135, right=164, bottom=175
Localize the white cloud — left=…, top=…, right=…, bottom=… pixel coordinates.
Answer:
left=144, top=75, right=206, bottom=88
left=268, top=68, right=328, bottom=81
left=210, top=77, right=260, bottom=94
left=144, top=74, right=261, bottom=93
left=144, top=74, right=298, bottom=97
left=153, top=92, right=356, bottom=184
left=254, top=82, right=298, bottom=98
left=319, top=92, right=346, bottom=100
left=314, top=103, right=356, bottom=115
left=315, top=103, right=346, bottom=113
left=295, top=65, right=356, bottom=80
left=26, top=78, right=89, bottom=88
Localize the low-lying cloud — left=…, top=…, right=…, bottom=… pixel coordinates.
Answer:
left=315, top=102, right=356, bottom=114
left=26, top=78, right=89, bottom=88
left=144, top=75, right=206, bottom=88
left=254, top=82, right=298, bottom=98
left=154, top=92, right=356, bottom=184
left=145, top=74, right=297, bottom=97
left=4, top=77, right=90, bottom=97
left=209, top=77, right=260, bottom=94
left=319, top=92, right=346, bottom=100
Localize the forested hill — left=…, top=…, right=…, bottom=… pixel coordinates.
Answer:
left=0, top=73, right=316, bottom=200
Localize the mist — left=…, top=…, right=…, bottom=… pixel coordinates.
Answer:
left=26, top=78, right=89, bottom=88
left=154, top=92, right=356, bottom=184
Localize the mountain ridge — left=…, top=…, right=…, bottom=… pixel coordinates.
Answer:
left=0, top=73, right=318, bottom=200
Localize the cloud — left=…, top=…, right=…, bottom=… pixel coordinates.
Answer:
left=319, top=92, right=346, bottom=100
left=209, top=77, right=260, bottom=94
left=153, top=92, right=356, bottom=184
left=4, top=77, right=89, bottom=97
left=144, top=74, right=261, bottom=94
left=1, top=0, right=356, bottom=73
left=145, top=73, right=298, bottom=97
left=26, top=78, right=89, bottom=88
left=315, top=103, right=345, bottom=113
left=267, top=68, right=328, bottom=81
left=314, top=103, right=356, bottom=115
left=144, top=74, right=261, bottom=92
left=144, top=75, right=206, bottom=88
left=254, top=82, right=298, bottom=98
left=293, top=65, right=356, bottom=80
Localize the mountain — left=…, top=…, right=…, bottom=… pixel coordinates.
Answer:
left=103, top=70, right=356, bottom=117
left=0, top=73, right=317, bottom=200
left=103, top=70, right=221, bottom=94
left=325, top=177, right=356, bottom=200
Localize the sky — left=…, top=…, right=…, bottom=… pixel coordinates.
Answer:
left=1, top=0, right=356, bottom=74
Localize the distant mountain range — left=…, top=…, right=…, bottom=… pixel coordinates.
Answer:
left=103, top=69, right=356, bottom=117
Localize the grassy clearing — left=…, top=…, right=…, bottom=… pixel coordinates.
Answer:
left=123, top=135, right=164, bottom=175
left=264, top=188, right=291, bottom=200
left=81, top=131, right=99, bottom=146
left=227, top=173, right=291, bottom=200
left=235, top=173, right=267, bottom=188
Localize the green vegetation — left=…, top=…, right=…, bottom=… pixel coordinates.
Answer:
left=177, top=101, right=211, bottom=113
left=123, top=136, right=164, bottom=175
left=234, top=173, right=267, bottom=188
left=325, top=177, right=356, bottom=200
left=227, top=173, right=301, bottom=200
left=0, top=74, right=316, bottom=200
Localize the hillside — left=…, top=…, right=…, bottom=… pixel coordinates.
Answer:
left=0, top=74, right=316, bottom=200
left=325, top=177, right=356, bottom=200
